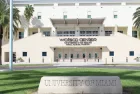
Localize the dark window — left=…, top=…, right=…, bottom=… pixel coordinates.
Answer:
left=19, top=32, right=24, bottom=39
left=63, top=15, right=67, bottom=19
left=87, top=15, right=91, bottom=18
left=77, top=54, right=79, bottom=58
left=32, top=32, right=37, bottom=34
left=95, top=53, right=98, bottom=58
left=109, top=51, right=114, bottom=56
left=89, top=53, right=91, bottom=58
left=118, top=31, right=123, bottom=33
left=105, top=31, right=112, bottom=36
left=71, top=54, right=73, bottom=58
left=43, top=31, right=50, bottom=36
left=58, top=54, right=61, bottom=59
left=132, top=31, right=137, bottom=38
left=114, top=15, right=117, bottom=18
left=129, top=51, right=134, bottom=56
left=13, top=53, right=16, bottom=62
left=42, top=52, right=47, bottom=56
left=65, top=54, right=67, bottom=58
left=23, top=52, right=27, bottom=57
left=38, top=16, right=41, bottom=19
left=83, top=53, right=85, bottom=58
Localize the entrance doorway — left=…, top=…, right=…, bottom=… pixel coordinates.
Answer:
left=4, top=52, right=16, bottom=62
left=54, top=48, right=102, bottom=62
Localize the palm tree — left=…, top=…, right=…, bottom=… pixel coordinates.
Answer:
left=0, top=0, right=21, bottom=65
left=133, top=7, right=140, bottom=28
left=133, top=7, right=140, bottom=37
left=24, top=4, right=34, bottom=36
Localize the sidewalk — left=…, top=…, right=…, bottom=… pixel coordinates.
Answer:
left=53, top=62, right=104, bottom=66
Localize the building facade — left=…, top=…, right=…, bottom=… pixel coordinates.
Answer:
left=2, top=0, right=140, bottom=64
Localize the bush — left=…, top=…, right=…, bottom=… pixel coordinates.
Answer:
left=16, top=57, right=24, bottom=62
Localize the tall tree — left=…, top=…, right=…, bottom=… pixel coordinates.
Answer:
left=0, top=0, right=21, bottom=65
left=133, top=7, right=140, bottom=37
left=24, top=4, right=34, bottom=37
left=133, top=7, right=140, bottom=28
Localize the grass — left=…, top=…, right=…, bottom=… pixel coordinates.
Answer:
left=0, top=68, right=140, bottom=94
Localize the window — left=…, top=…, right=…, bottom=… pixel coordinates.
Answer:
left=58, top=54, right=61, bottom=59
left=109, top=51, right=114, bottom=56
left=83, top=53, right=85, bottom=58
left=105, top=31, right=112, bottom=36
left=95, top=53, right=98, bottom=58
left=118, top=31, right=123, bottom=33
left=57, top=31, right=75, bottom=36
left=114, top=15, right=117, bottom=18
left=38, top=16, right=41, bottom=19
left=19, top=32, right=24, bottom=39
left=43, top=31, right=50, bottom=36
left=23, top=52, right=27, bottom=57
left=42, top=52, right=47, bottom=56
left=70, top=31, right=75, bottom=36
left=32, top=32, right=37, bottom=34
left=77, top=54, right=79, bottom=58
left=63, top=15, right=67, bottom=19
left=113, top=11, right=118, bottom=19
left=89, top=53, right=91, bottom=58
left=129, top=51, right=134, bottom=56
left=65, top=54, right=67, bottom=58
left=37, top=12, right=41, bottom=19
left=87, top=11, right=91, bottom=18
left=63, top=11, right=67, bottom=19
left=87, top=15, right=91, bottom=18
left=57, top=31, right=63, bottom=36
left=132, top=31, right=137, bottom=38
left=71, top=54, right=73, bottom=58
left=80, top=31, right=98, bottom=36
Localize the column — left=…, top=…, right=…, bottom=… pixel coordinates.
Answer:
left=62, top=48, right=64, bottom=62
left=69, top=48, right=71, bottom=62
left=127, top=11, right=133, bottom=37
left=24, top=27, right=29, bottom=37
left=85, top=48, right=87, bottom=62
left=75, top=26, right=80, bottom=36
left=127, top=24, right=132, bottom=37
left=51, top=27, right=56, bottom=36
left=114, top=25, right=118, bottom=35
left=99, top=25, right=105, bottom=36
left=38, top=28, right=41, bottom=33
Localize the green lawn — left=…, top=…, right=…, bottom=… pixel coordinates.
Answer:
left=0, top=68, right=140, bottom=94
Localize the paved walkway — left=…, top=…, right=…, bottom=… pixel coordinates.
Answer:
left=0, top=64, right=140, bottom=71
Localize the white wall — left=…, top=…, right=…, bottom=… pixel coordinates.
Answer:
left=16, top=4, right=139, bottom=28
left=2, top=32, right=140, bottom=63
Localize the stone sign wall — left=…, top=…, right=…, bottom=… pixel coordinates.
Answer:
left=38, top=76, right=122, bottom=94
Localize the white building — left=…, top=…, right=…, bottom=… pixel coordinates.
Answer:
left=2, top=0, right=140, bottom=64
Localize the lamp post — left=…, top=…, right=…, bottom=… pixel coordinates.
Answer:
left=9, top=0, right=13, bottom=71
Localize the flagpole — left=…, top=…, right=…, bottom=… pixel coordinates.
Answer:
left=9, top=0, right=13, bottom=71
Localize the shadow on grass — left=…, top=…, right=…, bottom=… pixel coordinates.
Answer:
left=0, top=68, right=140, bottom=94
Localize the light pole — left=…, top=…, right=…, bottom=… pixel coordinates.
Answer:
left=9, top=0, right=13, bottom=71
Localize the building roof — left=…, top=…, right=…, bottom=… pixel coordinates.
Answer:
left=50, top=18, right=105, bottom=25
left=13, top=0, right=140, bottom=4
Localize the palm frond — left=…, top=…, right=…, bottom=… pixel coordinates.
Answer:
left=133, top=7, right=140, bottom=29
left=24, top=4, right=34, bottom=23
left=0, top=0, right=21, bottom=40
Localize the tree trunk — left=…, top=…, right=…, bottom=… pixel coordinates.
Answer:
left=0, top=24, right=3, bottom=65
